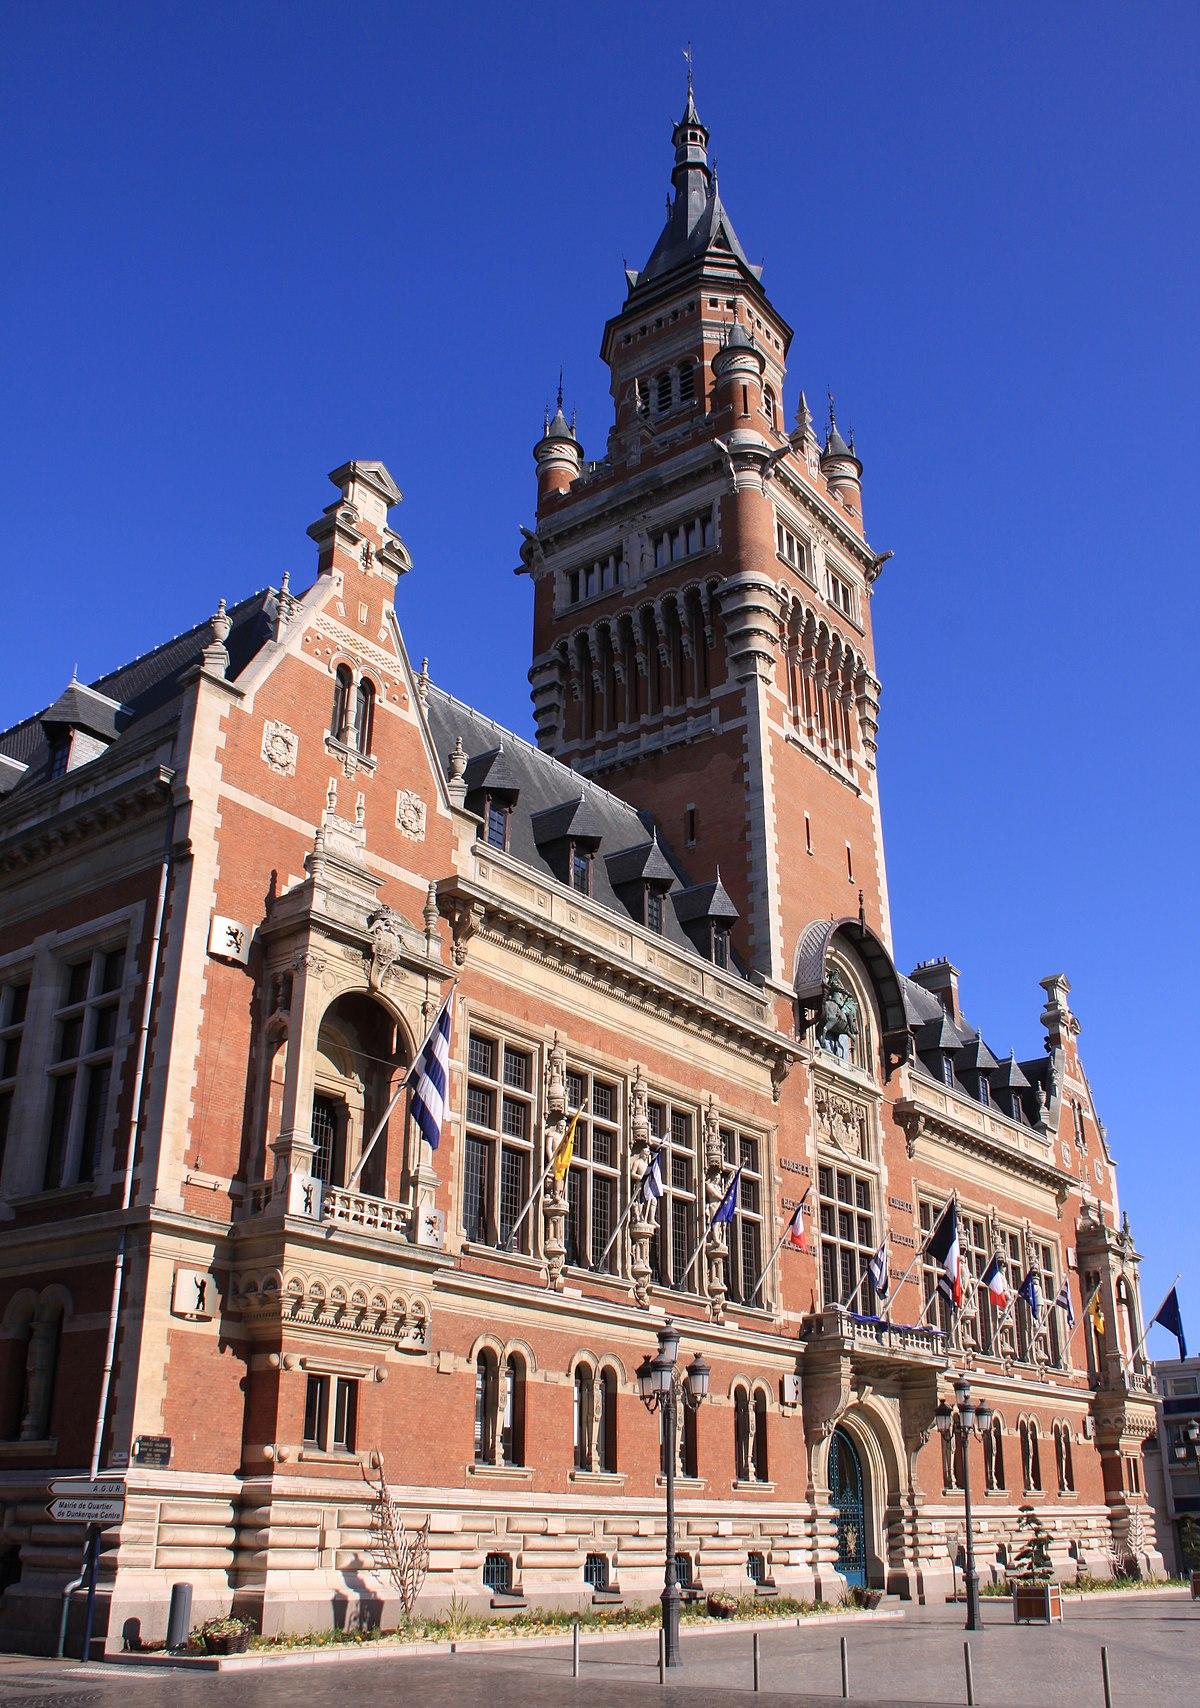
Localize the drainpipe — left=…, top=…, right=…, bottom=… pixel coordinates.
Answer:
left=90, top=795, right=176, bottom=1474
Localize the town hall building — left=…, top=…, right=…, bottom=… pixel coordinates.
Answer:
left=0, top=85, right=1162, bottom=1649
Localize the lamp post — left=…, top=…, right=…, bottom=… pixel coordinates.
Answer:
left=1172, top=1418, right=1200, bottom=1468
left=935, top=1374, right=993, bottom=1633
left=637, top=1319, right=710, bottom=1668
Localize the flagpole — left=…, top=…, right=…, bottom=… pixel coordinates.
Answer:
left=744, top=1193, right=807, bottom=1310
left=890, top=1190, right=959, bottom=1326
left=1065, top=1280, right=1103, bottom=1358
left=502, top=1104, right=584, bottom=1251
left=1127, top=1272, right=1182, bottom=1369
left=594, top=1187, right=640, bottom=1273
left=840, top=1254, right=877, bottom=1317
left=345, top=982, right=457, bottom=1192
left=681, top=1168, right=741, bottom=1293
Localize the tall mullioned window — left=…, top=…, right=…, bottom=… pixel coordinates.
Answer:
left=648, top=1099, right=699, bottom=1292
left=818, top=1163, right=876, bottom=1309
left=722, top=1124, right=764, bottom=1307
left=562, top=1067, right=621, bottom=1271
left=43, top=945, right=125, bottom=1189
left=463, top=1030, right=535, bottom=1248
left=0, top=976, right=30, bottom=1184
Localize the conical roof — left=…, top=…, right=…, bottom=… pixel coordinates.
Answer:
left=631, top=85, right=761, bottom=291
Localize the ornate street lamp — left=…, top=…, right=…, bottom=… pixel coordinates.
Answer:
left=638, top=1319, right=710, bottom=1667
left=936, top=1374, right=993, bottom=1632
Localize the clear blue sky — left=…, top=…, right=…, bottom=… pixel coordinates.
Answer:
left=3, top=3, right=1196, bottom=1342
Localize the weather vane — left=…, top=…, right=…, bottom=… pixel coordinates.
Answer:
left=683, top=41, right=694, bottom=94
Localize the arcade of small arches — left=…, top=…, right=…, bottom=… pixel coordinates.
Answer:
left=556, top=580, right=721, bottom=742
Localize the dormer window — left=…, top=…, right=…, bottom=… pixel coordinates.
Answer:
left=978, top=1076, right=990, bottom=1107
left=712, top=927, right=729, bottom=969
left=570, top=845, right=592, bottom=896
left=484, top=799, right=510, bottom=852
left=941, top=1054, right=955, bottom=1088
left=48, top=737, right=70, bottom=781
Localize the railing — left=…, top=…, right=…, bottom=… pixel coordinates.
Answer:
left=322, top=1186, right=411, bottom=1238
left=804, top=1306, right=947, bottom=1361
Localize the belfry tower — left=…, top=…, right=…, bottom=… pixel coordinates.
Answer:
left=519, top=80, right=891, bottom=983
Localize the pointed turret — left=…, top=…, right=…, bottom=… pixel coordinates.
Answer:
left=533, top=376, right=583, bottom=502
left=820, top=395, right=864, bottom=515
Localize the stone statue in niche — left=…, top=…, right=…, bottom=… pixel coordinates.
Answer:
left=817, top=968, right=860, bottom=1062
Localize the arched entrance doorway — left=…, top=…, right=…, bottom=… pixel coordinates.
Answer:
left=829, top=1426, right=867, bottom=1589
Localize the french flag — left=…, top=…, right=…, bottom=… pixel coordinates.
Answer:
left=980, top=1255, right=1010, bottom=1310
left=787, top=1189, right=810, bottom=1252
left=926, top=1199, right=963, bottom=1309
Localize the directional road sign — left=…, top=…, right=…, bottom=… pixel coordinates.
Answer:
left=48, top=1478, right=125, bottom=1500
left=46, top=1497, right=125, bottom=1524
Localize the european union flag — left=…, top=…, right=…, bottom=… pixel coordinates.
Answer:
left=713, top=1166, right=742, bottom=1225
left=1017, top=1269, right=1041, bottom=1318
left=1153, top=1286, right=1187, bottom=1360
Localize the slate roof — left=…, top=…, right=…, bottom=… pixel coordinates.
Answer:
left=900, top=972, right=1048, bottom=1128
left=424, top=684, right=738, bottom=968
left=0, top=589, right=278, bottom=792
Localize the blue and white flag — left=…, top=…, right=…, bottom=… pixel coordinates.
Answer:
left=1017, top=1269, right=1041, bottom=1318
left=867, top=1241, right=890, bottom=1301
left=640, top=1146, right=665, bottom=1203
left=713, top=1166, right=742, bottom=1225
left=408, top=990, right=454, bottom=1151
left=1052, top=1279, right=1075, bottom=1331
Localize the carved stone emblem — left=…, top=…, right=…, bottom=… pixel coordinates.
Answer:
left=366, top=906, right=406, bottom=989
left=815, top=1084, right=869, bottom=1159
left=261, top=719, right=298, bottom=776
left=395, top=788, right=427, bottom=841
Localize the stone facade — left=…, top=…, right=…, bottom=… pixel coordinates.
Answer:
left=0, top=91, right=1163, bottom=1653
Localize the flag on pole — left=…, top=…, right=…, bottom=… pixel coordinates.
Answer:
left=1088, top=1289, right=1106, bottom=1338
left=1017, top=1269, right=1041, bottom=1319
left=1152, top=1286, right=1188, bottom=1360
left=867, top=1241, right=890, bottom=1301
left=926, top=1200, right=962, bottom=1308
left=980, top=1255, right=1011, bottom=1310
left=550, top=1106, right=583, bottom=1185
left=640, top=1146, right=665, bottom=1203
left=713, top=1166, right=742, bottom=1225
left=786, top=1189, right=811, bottom=1252
left=408, top=991, right=454, bottom=1150
left=1052, top=1279, right=1076, bottom=1331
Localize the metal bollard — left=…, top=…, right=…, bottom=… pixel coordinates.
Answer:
left=659, top=1627, right=666, bottom=1683
left=166, top=1581, right=193, bottom=1652
left=572, top=1619, right=580, bottom=1678
left=964, top=1640, right=975, bottom=1707
left=1102, top=1646, right=1113, bottom=1708
left=753, top=1630, right=761, bottom=1692
left=840, top=1633, right=849, bottom=1699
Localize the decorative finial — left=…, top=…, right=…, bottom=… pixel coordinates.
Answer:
left=416, top=655, right=430, bottom=709
left=448, top=735, right=467, bottom=783
left=795, top=389, right=813, bottom=434
left=827, top=387, right=837, bottom=432
left=326, top=777, right=338, bottom=813
left=556, top=367, right=564, bottom=414
left=683, top=40, right=694, bottom=96
left=848, top=425, right=856, bottom=454
left=570, top=405, right=577, bottom=434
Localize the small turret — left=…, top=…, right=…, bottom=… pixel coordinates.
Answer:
left=820, top=396, right=863, bottom=515
left=711, top=320, right=766, bottom=423
left=533, top=379, right=583, bottom=504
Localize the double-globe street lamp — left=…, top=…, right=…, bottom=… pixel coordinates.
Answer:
left=637, top=1319, right=711, bottom=1668
left=936, top=1374, right=994, bottom=1632
left=1172, top=1417, right=1200, bottom=1468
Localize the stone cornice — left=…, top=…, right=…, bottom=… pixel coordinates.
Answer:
left=894, top=1090, right=1071, bottom=1202
left=0, top=763, right=174, bottom=875
left=438, top=869, right=800, bottom=1094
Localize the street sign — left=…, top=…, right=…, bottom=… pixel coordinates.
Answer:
left=46, top=1497, right=125, bottom=1524
left=48, top=1478, right=125, bottom=1500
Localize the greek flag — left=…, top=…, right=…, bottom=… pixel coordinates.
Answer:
left=640, top=1146, right=665, bottom=1203
left=408, top=991, right=454, bottom=1151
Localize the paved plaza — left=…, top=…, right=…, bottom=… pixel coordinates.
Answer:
left=0, top=1594, right=1196, bottom=1708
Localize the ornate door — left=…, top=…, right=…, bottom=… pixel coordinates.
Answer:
left=829, top=1427, right=867, bottom=1589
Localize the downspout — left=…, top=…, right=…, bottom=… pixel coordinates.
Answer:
left=89, top=795, right=176, bottom=1475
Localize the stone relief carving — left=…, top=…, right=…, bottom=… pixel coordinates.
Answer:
left=702, top=1095, right=730, bottom=1323
left=627, top=1065, right=655, bottom=1308
left=366, top=905, right=407, bottom=989
left=395, top=788, right=427, bottom=841
left=815, top=1084, right=870, bottom=1159
left=261, top=719, right=299, bottom=776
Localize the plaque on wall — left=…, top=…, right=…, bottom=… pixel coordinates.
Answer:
left=132, top=1435, right=171, bottom=1468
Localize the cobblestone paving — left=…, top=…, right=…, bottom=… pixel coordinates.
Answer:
left=2, top=1593, right=1196, bottom=1707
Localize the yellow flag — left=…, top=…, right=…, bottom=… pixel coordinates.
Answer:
left=550, top=1107, right=583, bottom=1185
left=1088, top=1291, right=1105, bottom=1337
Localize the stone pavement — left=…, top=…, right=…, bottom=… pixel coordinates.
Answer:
left=0, top=1592, right=1196, bottom=1708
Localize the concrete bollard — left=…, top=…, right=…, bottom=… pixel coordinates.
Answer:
left=1102, top=1646, right=1113, bottom=1708
left=166, top=1582, right=193, bottom=1652
left=840, top=1633, right=849, bottom=1699
left=572, top=1619, right=580, bottom=1678
left=964, top=1640, right=975, bottom=1707
left=753, top=1630, right=761, bottom=1692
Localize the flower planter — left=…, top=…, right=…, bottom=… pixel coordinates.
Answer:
left=202, top=1630, right=251, bottom=1654
left=1012, top=1582, right=1063, bottom=1624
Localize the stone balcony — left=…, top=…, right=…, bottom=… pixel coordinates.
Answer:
left=241, top=1178, right=414, bottom=1241
left=802, top=1306, right=948, bottom=1370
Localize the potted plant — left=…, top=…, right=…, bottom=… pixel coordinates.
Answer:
left=194, top=1615, right=255, bottom=1655
left=705, top=1591, right=738, bottom=1619
left=1010, top=1506, right=1062, bottom=1624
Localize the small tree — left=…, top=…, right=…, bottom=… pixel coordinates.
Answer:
left=1011, top=1505, right=1054, bottom=1582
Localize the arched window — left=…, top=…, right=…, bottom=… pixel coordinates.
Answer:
left=502, top=1353, right=525, bottom=1467
left=763, top=385, right=777, bottom=428
left=1029, top=1422, right=1042, bottom=1490
left=814, top=955, right=874, bottom=1077
left=655, top=371, right=672, bottom=413
left=734, top=1386, right=751, bottom=1481
left=598, top=1367, right=618, bottom=1472
left=678, top=362, right=696, bottom=405
left=474, top=1349, right=497, bottom=1465
left=664, top=1401, right=698, bottom=1479
left=574, top=1363, right=595, bottom=1471
left=1055, top=1422, right=1075, bottom=1492
left=353, top=677, right=375, bottom=756
left=475, top=1347, right=526, bottom=1467
left=752, top=1389, right=769, bottom=1482
left=984, top=1416, right=1006, bottom=1491
left=331, top=665, right=352, bottom=742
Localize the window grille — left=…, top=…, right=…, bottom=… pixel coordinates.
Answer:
left=311, top=1094, right=339, bottom=1186
left=674, top=1553, right=693, bottom=1588
left=747, top=1552, right=767, bottom=1586
left=584, top=1553, right=609, bottom=1591
left=483, top=1553, right=512, bottom=1593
